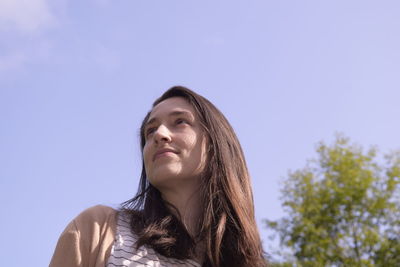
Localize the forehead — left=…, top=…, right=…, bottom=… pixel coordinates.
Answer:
left=147, top=97, right=195, bottom=121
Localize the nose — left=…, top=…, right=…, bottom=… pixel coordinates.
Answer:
left=154, top=124, right=172, bottom=144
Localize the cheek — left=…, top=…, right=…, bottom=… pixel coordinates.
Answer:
left=143, top=145, right=152, bottom=168
left=189, top=135, right=208, bottom=175
left=189, top=133, right=207, bottom=160
left=182, top=133, right=200, bottom=154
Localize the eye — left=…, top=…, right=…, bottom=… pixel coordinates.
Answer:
left=145, top=127, right=156, bottom=137
left=175, top=118, right=188, bottom=125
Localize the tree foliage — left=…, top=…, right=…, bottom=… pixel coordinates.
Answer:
left=265, top=135, right=400, bottom=266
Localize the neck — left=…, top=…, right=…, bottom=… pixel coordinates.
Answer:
left=159, top=182, right=206, bottom=263
left=160, top=185, right=202, bottom=237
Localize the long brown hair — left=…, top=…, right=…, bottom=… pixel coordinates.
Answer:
left=122, top=86, right=266, bottom=267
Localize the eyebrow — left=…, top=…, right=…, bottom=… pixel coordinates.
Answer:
left=145, top=110, right=194, bottom=128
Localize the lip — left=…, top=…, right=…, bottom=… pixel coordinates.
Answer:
left=153, top=148, right=179, bottom=161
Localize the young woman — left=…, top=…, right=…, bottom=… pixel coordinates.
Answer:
left=50, top=86, right=267, bottom=267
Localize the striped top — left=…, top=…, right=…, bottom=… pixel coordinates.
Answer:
left=106, top=212, right=201, bottom=267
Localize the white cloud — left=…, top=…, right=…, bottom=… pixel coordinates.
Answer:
left=0, top=0, right=55, bottom=34
left=0, top=0, right=60, bottom=73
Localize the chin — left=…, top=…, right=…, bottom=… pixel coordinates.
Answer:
left=148, top=168, right=181, bottom=186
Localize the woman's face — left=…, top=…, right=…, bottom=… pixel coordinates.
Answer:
left=143, top=97, right=207, bottom=191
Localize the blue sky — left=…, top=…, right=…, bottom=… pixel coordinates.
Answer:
left=1, top=0, right=399, bottom=265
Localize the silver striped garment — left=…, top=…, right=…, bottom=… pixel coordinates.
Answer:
left=106, top=212, right=201, bottom=267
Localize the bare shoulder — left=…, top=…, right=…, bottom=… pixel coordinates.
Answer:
left=50, top=205, right=119, bottom=266
left=73, top=205, right=118, bottom=226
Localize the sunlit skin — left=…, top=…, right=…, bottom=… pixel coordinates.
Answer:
left=143, top=97, right=207, bottom=242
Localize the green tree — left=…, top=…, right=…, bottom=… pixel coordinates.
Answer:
left=265, top=135, right=400, bottom=267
